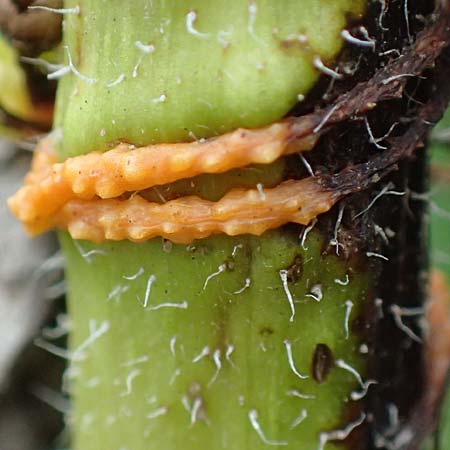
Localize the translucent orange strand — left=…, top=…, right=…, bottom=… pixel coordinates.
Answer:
left=8, top=118, right=319, bottom=224
left=27, top=179, right=336, bottom=244
left=8, top=119, right=333, bottom=244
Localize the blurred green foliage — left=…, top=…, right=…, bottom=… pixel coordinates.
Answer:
left=430, top=109, right=450, bottom=450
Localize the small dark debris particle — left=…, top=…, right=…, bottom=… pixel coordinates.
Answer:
left=312, top=343, right=334, bottom=383
left=260, top=326, right=274, bottom=337
left=285, top=254, right=303, bottom=283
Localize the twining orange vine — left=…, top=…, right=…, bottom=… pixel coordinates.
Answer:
left=8, top=11, right=450, bottom=244
left=8, top=119, right=319, bottom=224
left=8, top=120, right=331, bottom=243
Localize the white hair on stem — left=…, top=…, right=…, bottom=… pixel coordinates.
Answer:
left=366, top=251, right=389, bottom=261
left=106, top=74, right=125, bottom=88
left=37, top=321, right=109, bottom=362
left=169, top=336, right=177, bottom=357
left=148, top=300, right=188, bottom=311
left=364, top=117, right=398, bottom=150
left=42, top=313, right=71, bottom=339
left=122, top=355, right=149, bottom=367
left=286, top=389, right=315, bottom=400
left=225, top=344, right=237, bottom=369
left=300, top=218, right=317, bottom=250
left=341, top=29, right=375, bottom=49
left=134, top=41, right=155, bottom=54
left=192, top=346, right=210, bottom=363
left=317, top=413, right=366, bottom=450
left=313, top=56, right=343, bottom=80
left=284, top=340, right=309, bottom=379
left=186, top=11, right=210, bottom=39
left=290, top=409, right=308, bottom=429
left=34, top=338, right=72, bottom=359
left=72, top=320, right=110, bottom=360
left=28, top=4, right=80, bottom=14
left=146, top=406, right=168, bottom=420
left=247, top=1, right=264, bottom=45
left=334, top=274, right=349, bottom=286
left=151, top=93, right=167, bottom=104
left=20, top=56, right=66, bottom=73
left=248, top=409, right=288, bottom=446
left=137, top=274, right=157, bottom=308
left=335, top=358, right=377, bottom=401
left=306, top=284, right=323, bottom=302
left=329, top=204, right=345, bottom=255
left=73, top=241, right=108, bottom=264
left=350, top=380, right=378, bottom=401
left=233, top=277, right=251, bottom=294
left=123, top=267, right=144, bottom=280
left=107, top=284, right=129, bottom=303
left=313, top=103, right=340, bottom=133
left=390, top=304, right=423, bottom=343
left=204, top=263, right=227, bottom=290
left=120, top=369, right=141, bottom=396
left=169, top=368, right=181, bottom=385
left=299, top=154, right=315, bottom=177
left=190, top=397, right=203, bottom=426
left=279, top=270, right=296, bottom=322
left=256, top=183, right=266, bottom=201
left=404, top=0, right=412, bottom=43
left=49, top=46, right=97, bottom=84
left=343, top=300, right=353, bottom=340
left=354, top=182, right=405, bottom=219
left=208, top=349, right=222, bottom=387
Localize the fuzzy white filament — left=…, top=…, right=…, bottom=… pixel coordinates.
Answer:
left=204, top=264, right=227, bottom=290
left=233, top=278, right=251, bottom=294
left=169, top=336, right=177, bottom=357
left=318, top=413, right=366, bottom=450
left=390, top=304, right=423, bottom=343
left=306, top=284, right=323, bottom=302
left=146, top=406, right=168, bottom=420
left=192, top=346, right=210, bottom=363
left=225, top=344, right=237, bottom=369
left=256, top=183, right=266, bottom=201
left=341, top=29, right=375, bottom=49
left=366, top=251, right=389, bottom=261
left=279, top=270, right=296, bottom=322
left=350, top=380, right=378, bottom=401
left=106, top=74, right=125, bottom=88
left=190, top=398, right=202, bottom=425
left=329, top=204, right=345, bottom=255
left=68, top=320, right=110, bottom=361
left=208, top=349, right=222, bottom=387
left=313, top=56, right=343, bottom=80
left=123, top=267, right=144, bottom=280
left=248, top=409, right=288, bottom=446
left=138, top=274, right=156, bottom=308
left=343, top=300, right=354, bottom=340
left=284, top=340, right=308, bottom=379
left=335, top=359, right=364, bottom=386
left=299, top=154, right=315, bottom=177
left=186, top=11, right=210, bottom=39
left=300, top=218, right=317, bottom=250
left=134, top=41, right=155, bottom=54
left=148, top=300, right=188, bottom=311
left=59, top=46, right=97, bottom=84
left=290, top=409, right=308, bottom=429
left=28, top=5, right=80, bottom=14
left=73, top=241, right=108, bottom=264
left=334, top=274, right=349, bottom=286
left=120, top=369, right=141, bottom=396
left=286, top=389, right=315, bottom=400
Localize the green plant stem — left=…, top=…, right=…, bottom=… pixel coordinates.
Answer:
left=54, top=1, right=374, bottom=449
